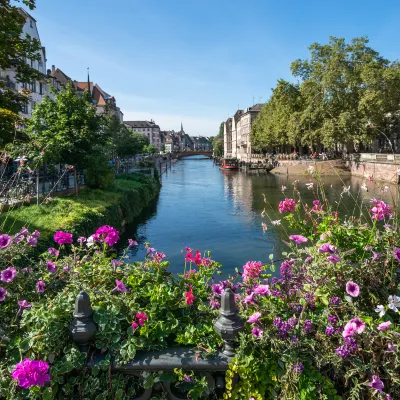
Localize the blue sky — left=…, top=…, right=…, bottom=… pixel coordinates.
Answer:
left=30, top=0, right=400, bottom=136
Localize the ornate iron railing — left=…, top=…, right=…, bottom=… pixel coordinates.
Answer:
left=69, top=289, right=243, bottom=399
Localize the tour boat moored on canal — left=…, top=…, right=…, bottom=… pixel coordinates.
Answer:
left=220, top=158, right=238, bottom=170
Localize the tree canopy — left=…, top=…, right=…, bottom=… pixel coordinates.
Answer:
left=212, top=122, right=224, bottom=157
left=251, top=37, right=400, bottom=152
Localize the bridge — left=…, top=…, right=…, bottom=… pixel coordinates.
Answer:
left=172, top=151, right=213, bottom=159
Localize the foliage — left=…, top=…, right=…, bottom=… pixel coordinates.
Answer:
left=143, top=144, right=157, bottom=154
left=212, top=123, right=224, bottom=157
left=0, top=0, right=42, bottom=147
left=23, top=82, right=107, bottom=168
left=84, top=146, right=115, bottom=189
left=251, top=36, right=400, bottom=152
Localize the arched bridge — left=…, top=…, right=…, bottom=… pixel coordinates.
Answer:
left=172, top=151, right=213, bottom=159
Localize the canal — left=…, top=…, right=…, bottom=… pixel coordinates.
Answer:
left=122, top=156, right=397, bottom=276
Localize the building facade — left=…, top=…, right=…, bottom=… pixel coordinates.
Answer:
left=124, top=120, right=161, bottom=150
left=224, top=104, right=263, bottom=161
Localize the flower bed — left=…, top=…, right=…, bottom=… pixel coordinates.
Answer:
left=0, top=181, right=399, bottom=399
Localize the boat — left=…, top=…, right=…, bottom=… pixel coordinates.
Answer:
left=220, top=158, right=238, bottom=170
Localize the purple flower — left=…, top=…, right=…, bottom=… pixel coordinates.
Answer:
left=19, top=227, right=29, bottom=236
left=289, top=235, right=308, bottom=245
left=0, top=287, right=7, bottom=301
left=303, top=319, right=314, bottom=334
left=327, top=255, right=341, bottom=264
left=335, top=337, right=358, bottom=358
left=0, top=267, right=17, bottom=283
left=32, top=230, right=40, bottom=238
left=244, top=292, right=255, bottom=304
left=325, top=325, right=335, bottom=336
left=292, top=362, right=304, bottom=375
left=366, top=375, right=384, bottom=392
left=251, top=327, right=263, bottom=338
left=346, top=281, right=360, bottom=297
left=350, top=318, right=366, bottom=334
left=330, top=296, right=341, bottom=306
left=377, top=321, right=391, bottom=331
left=36, top=281, right=46, bottom=293
left=46, top=261, right=57, bottom=273
left=0, top=234, right=12, bottom=249
left=111, top=259, right=124, bottom=271
left=47, top=247, right=59, bottom=257
left=254, top=284, right=270, bottom=296
left=112, top=280, right=128, bottom=293
left=388, top=343, right=397, bottom=352
left=12, top=358, right=50, bottom=389
left=53, top=231, right=73, bottom=245
left=372, top=251, right=381, bottom=261
left=77, top=236, right=86, bottom=244
left=183, top=375, right=193, bottom=383
left=26, top=236, right=38, bottom=247
left=247, top=312, right=261, bottom=324
left=394, top=247, right=400, bottom=262
left=18, top=300, right=31, bottom=314
left=128, top=239, right=138, bottom=247
left=211, top=283, right=224, bottom=296
left=318, top=242, right=336, bottom=254
left=370, top=199, right=392, bottom=221
left=147, top=247, right=156, bottom=254
left=63, top=265, right=70, bottom=272
left=343, top=318, right=365, bottom=337
left=209, top=299, right=220, bottom=309
left=328, top=314, right=338, bottom=325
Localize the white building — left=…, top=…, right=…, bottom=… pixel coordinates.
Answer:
left=0, top=8, right=51, bottom=118
left=124, top=120, right=161, bottom=150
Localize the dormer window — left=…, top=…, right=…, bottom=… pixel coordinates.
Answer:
left=30, top=19, right=33, bottom=28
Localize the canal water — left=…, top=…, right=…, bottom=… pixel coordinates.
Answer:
left=122, top=156, right=398, bottom=276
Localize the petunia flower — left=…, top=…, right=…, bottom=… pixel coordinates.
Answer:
left=377, top=321, right=391, bottom=331
left=388, top=295, right=400, bottom=312
left=289, top=235, right=308, bottom=245
left=254, top=284, right=270, bottom=296
left=318, top=242, right=336, bottom=254
left=346, top=281, right=360, bottom=297
left=18, top=300, right=31, bottom=314
left=327, top=255, right=341, bottom=264
left=47, top=247, right=59, bottom=257
left=251, top=327, right=263, bottom=338
left=375, top=305, right=385, bottom=317
left=0, top=234, right=12, bottom=249
left=0, top=267, right=17, bottom=283
left=112, top=280, right=129, bottom=293
left=366, top=375, right=384, bottom=392
left=46, top=261, right=57, bottom=273
left=394, top=248, right=400, bottom=262
left=128, top=239, right=138, bottom=247
left=0, top=287, right=7, bottom=301
left=247, top=312, right=261, bottom=324
left=36, top=281, right=46, bottom=293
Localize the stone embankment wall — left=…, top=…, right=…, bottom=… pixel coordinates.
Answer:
left=345, top=160, right=399, bottom=184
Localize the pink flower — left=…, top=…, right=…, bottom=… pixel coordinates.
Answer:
left=0, top=267, right=17, bottom=283
left=12, top=358, right=50, bottom=389
left=278, top=198, right=296, bottom=214
left=318, top=242, right=336, bottom=254
left=128, top=239, right=138, bottom=247
left=112, top=280, right=128, bottom=293
left=394, top=247, right=400, bottom=262
left=47, top=247, right=59, bottom=257
left=366, top=375, right=384, bottom=392
left=26, top=236, right=38, bottom=247
left=370, top=199, right=392, bottom=221
left=77, top=236, right=86, bottom=244
left=95, top=226, right=119, bottom=247
left=254, top=284, right=270, bottom=296
left=46, top=260, right=57, bottom=273
left=18, top=300, right=31, bottom=314
left=377, top=321, right=391, bottom=331
left=251, top=327, right=263, bottom=338
left=350, top=318, right=366, bottom=334
left=36, top=281, right=46, bottom=293
left=131, top=321, right=139, bottom=331
left=346, top=281, right=360, bottom=297
left=211, top=283, right=224, bottom=296
left=247, top=312, right=261, bottom=324
left=289, top=235, right=308, bottom=245
left=327, top=255, right=341, bottom=264
left=343, top=318, right=365, bottom=337
left=53, top=231, right=73, bottom=245
left=185, top=286, right=196, bottom=305
left=244, top=292, right=255, bottom=304
left=0, top=287, right=7, bottom=301
left=242, top=261, right=263, bottom=282
left=136, top=311, right=148, bottom=326
left=0, top=234, right=12, bottom=249
left=311, top=200, right=322, bottom=212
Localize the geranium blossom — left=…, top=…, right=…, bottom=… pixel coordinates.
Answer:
left=377, top=321, right=391, bottom=331
left=131, top=321, right=139, bottom=331
left=247, top=312, right=261, bottom=324
left=388, top=295, right=400, bottom=312
left=278, top=198, right=296, bottom=214
left=0, top=234, right=12, bottom=249
left=95, top=226, right=119, bottom=247
left=369, top=199, right=392, bottom=221
left=346, top=281, right=360, bottom=297
left=12, top=359, right=50, bottom=389
left=242, top=261, right=263, bottom=282
left=311, top=200, right=322, bottom=212
left=185, top=286, right=195, bottom=305
left=366, top=375, right=384, bottom=392
left=0, top=287, right=7, bottom=301
left=54, top=231, right=73, bottom=245
left=136, top=311, right=148, bottom=326
left=289, top=235, right=308, bottom=245
left=0, top=267, right=17, bottom=283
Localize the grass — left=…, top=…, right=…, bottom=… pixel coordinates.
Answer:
left=0, top=174, right=161, bottom=248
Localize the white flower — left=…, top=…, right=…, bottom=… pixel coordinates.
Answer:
left=261, top=209, right=266, bottom=218
left=86, top=235, right=95, bottom=248
left=306, top=182, right=314, bottom=190
left=388, top=295, right=400, bottom=312
left=281, top=185, right=287, bottom=191
left=361, top=183, right=368, bottom=192
left=308, top=165, right=315, bottom=174
left=375, top=305, right=385, bottom=317
left=261, top=222, right=267, bottom=233
left=271, top=220, right=281, bottom=226
left=341, top=186, right=351, bottom=197
left=383, top=186, right=389, bottom=193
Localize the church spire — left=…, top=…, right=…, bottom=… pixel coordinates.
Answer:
left=87, top=67, right=91, bottom=100
left=180, top=122, right=184, bottom=134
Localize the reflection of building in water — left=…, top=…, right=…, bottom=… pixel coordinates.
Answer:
left=222, top=171, right=254, bottom=221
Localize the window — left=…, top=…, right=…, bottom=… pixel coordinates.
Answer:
left=30, top=19, right=33, bottom=28
left=22, top=82, right=28, bottom=89
left=30, top=59, right=33, bottom=68
left=31, top=101, right=36, bottom=110
left=21, top=103, right=28, bottom=114
left=31, top=81, right=36, bottom=93
left=39, top=82, right=43, bottom=95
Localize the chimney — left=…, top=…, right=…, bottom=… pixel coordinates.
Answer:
left=51, top=65, right=56, bottom=75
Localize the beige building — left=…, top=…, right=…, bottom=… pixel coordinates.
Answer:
left=224, top=104, right=263, bottom=161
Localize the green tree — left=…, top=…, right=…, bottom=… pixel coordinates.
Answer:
left=143, top=144, right=157, bottom=154
left=0, top=0, right=42, bottom=148
left=212, top=122, right=224, bottom=157
left=25, top=82, right=108, bottom=168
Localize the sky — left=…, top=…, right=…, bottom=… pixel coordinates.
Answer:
left=29, top=0, right=400, bottom=136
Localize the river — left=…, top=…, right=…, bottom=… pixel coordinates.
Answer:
left=122, top=156, right=397, bottom=276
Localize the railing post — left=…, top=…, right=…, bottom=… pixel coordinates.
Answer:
left=69, top=291, right=97, bottom=352
left=214, top=288, right=244, bottom=357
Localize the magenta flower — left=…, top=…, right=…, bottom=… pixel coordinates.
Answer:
left=131, top=321, right=139, bottom=331
left=95, top=226, right=119, bottom=247
left=244, top=292, right=255, bottom=304
left=0, top=267, right=17, bottom=283
left=318, top=242, right=336, bottom=254
left=53, top=231, right=73, bottom=245
left=247, top=312, right=261, bottom=324
left=185, top=286, right=196, bottom=305
left=136, top=311, right=148, bottom=326
left=77, top=236, right=86, bottom=244
left=128, top=239, right=138, bottom=247
left=242, top=261, right=263, bottom=282
left=19, top=227, right=29, bottom=236
left=12, top=358, right=50, bottom=389
left=209, top=299, right=220, bottom=309
left=0, top=234, right=12, bottom=249
left=377, top=321, right=391, bottom=331
left=311, top=200, right=322, bottom=212
left=211, top=283, right=224, bottom=296
left=327, top=255, right=341, bottom=264
left=26, top=236, right=38, bottom=247
left=278, top=198, right=296, bottom=214
left=350, top=318, right=366, bottom=334
left=46, top=260, right=57, bottom=273
left=289, top=235, right=308, bottom=245
left=251, top=327, right=263, bottom=338
left=0, top=287, right=7, bottom=301
left=394, top=247, right=400, bottom=262
left=147, top=247, right=156, bottom=254
left=343, top=318, right=365, bottom=337
left=366, top=375, right=384, bottom=392
left=346, top=281, right=360, bottom=297
left=47, top=247, right=59, bottom=257
left=36, top=281, right=46, bottom=293
left=254, top=284, right=270, bottom=296
left=112, top=280, right=128, bottom=293
left=370, top=199, right=392, bottom=221
left=18, top=300, right=31, bottom=313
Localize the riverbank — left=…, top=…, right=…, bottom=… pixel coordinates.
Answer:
left=0, top=173, right=161, bottom=248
